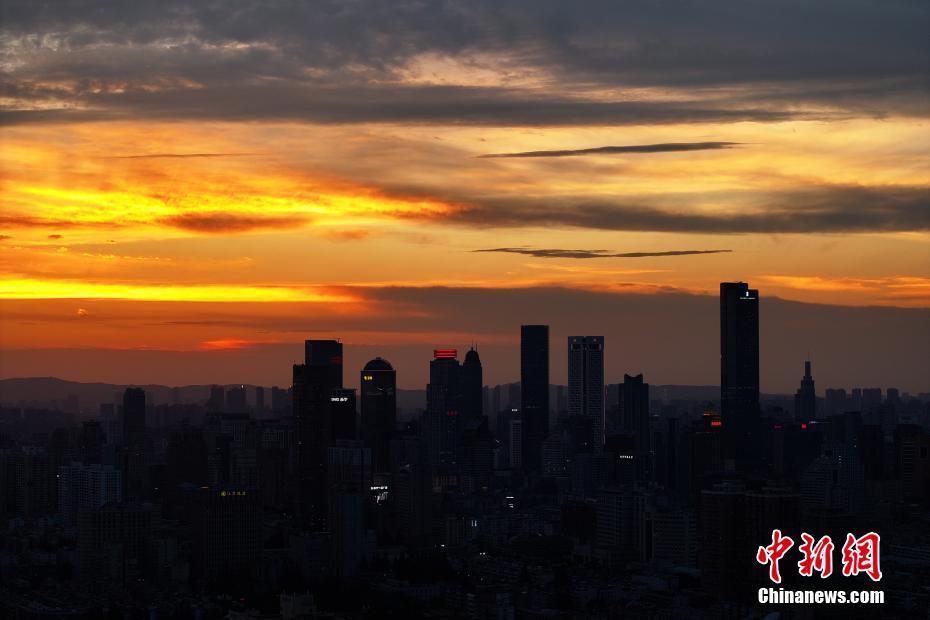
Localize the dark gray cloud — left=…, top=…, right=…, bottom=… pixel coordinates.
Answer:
left=435, top=185, right=930, bottom=233
left=479, top=142, right=740, bottom=158
left=474, top=247, right=732, bottom=259
left=1, top=0, right=926, bottom=125
left=0, top=85, right=802, bottom=127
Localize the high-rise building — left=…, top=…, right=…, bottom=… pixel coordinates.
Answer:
left=720, top=282, right=760, bottom=466
left=619, top=373, right=650, bottom=454
left=192, top=487, right=262, bottom=588
left=292, top=339, right=344, bottom=523
left=426, top=348, right=461, bottom=468
left=521, top=325, right=549, bottom=474
left=121, top=387, right=146, bottom=447
left=360, top=357, right=396, bottom=473
left=207, top=385, right=225, bottom=412
left=461, top=347, right=483, bottom=431
left=794, top=360, right=817, bottom=422
left=226, top=385, right=247, bottom=414
left=255, top=386, right=265, bottom=414
left=58, top=462, right=122, bottom=526
left=568, top=336, right=605, bottom=453
left=330, top=388, right=357, bottom=441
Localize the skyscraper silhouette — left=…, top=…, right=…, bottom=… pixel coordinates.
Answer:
left=719, top=282, right=760, bottom=466
left=360, top=357, right=396, bottom=473
left=619, top=373, right=650, bottom=455
left=461, top=347, right=483, bottom=431
left=426, top=348, right=461, bottom=468
left=794, top=360, right=816, bottom=422
left=121, top=387, right=146, bottom=447
left=293, top=339, right=344, bottom=523
left=521, top=325, right=549, bottom=474
left=568, top=336, right=605, bottom=454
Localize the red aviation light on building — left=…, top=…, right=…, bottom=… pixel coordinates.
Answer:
left=801, top=423, right=808, bottom=429
left=710, top=420, right=722, bottom=427
left=434, top=348, right=457, bottom=359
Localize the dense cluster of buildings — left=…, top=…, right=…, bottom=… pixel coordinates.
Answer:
left=1, top=282, right=928, bottom=618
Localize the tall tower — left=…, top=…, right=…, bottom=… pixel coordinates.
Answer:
left=521, top=325, right=549, bottom=474
left=426, top=349, right=462, bottom=468
left=794, top=360, right=816, bottom=422
left=619, top=373, right=650, bottom=453
left=121, top=387, right=146, bottom=447
left=360, top=357, right=397, bottom=473
left=461, top=348, right=483, bottom=431
left=568, top=336, right=605, bottom=454
left=292, top=339, right=344, bottom=523
left=720, top=282, right=760, bottom=465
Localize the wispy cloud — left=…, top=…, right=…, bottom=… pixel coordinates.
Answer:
left=159, top=213, right=311, bottom=233
left=479, top=142, right=740, bottom=158
left=473, top=247, right=733, bottom=259
left=107, top=153, right=253, bottom=159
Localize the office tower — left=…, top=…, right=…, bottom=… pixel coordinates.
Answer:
left=305, top=339, right=343, bottom=386
left=700, top=482, right=748, bottom=599
left=793, top=360, right=817, bottom=422
left=226, top=385, right=247, bottom=414
left=860, top=388, right=882, bottom=414
left=192, top=487, right=262, bottom=588
left=568, top=336, right=605, bottom=453
left=121, top=387, right=146, bottom=446
left=208, top=385, right=226, bottom=412
left=292, top=339, right=344, bottom=523
left=509, top=418, right=523, bottom=469
left=595, top=486, right=647, bottom=559
left=461, top=347, right=483, bottom=430
left=825, top=388, right=848, bottom=416
left=650, top=508, right=698, bottom=567
left=619, top=373, right=650, bottom=453
left=330, top=388, right=357, bottom=441
left=58, top=462, right=122, bottom=526
left=80, top=420, right=106, bottom=464
left=521, top=325, right=549, bottom=474
left=255, top=386, right=265, bottom=414
left=720, top=282, right=760, bottom=465
left=77, top=502, right=156, bottom=585
left=360, top=357, right=396, bottom=473
left=426, top=348, right=461, bottom=468
left=1, top=448, right=55, bottom=519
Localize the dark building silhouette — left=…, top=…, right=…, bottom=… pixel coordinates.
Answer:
left=293, top=339, right=344, bottom=523
left=192, top=487, right=262, bottom=589
left=568, top=336, right=605, bottom=454
left=720, top=282, right=760, bottom=466
left=207, top=385, right=225, bottom=412
left=794, top=360, right=817, bottom=422
left=521, top=325, right=549, bottom=474
left=619, top=373, right=650, bottom=455
left=121, top=387, right=146, bottom=446
left=426, top=348, right=461, bottom=468
left=330, top=388, right=357, bottom=441
left=80, top=419, right=106, bottom=464
left=461, top=347, right=483, bottom=431
left=226, top=385, right=247, bottom=414
left=360, top=357, right=396, bottom=473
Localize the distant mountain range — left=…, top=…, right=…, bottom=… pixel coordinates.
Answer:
left=0, top=377, right=760, bottom=418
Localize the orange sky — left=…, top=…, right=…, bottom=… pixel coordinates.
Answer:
left=1, top=1, right=928, bottom=389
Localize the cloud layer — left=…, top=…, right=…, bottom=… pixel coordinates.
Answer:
left=474, top=248, right=732, bottom=259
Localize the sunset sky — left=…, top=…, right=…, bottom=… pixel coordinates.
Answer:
left=1, top=1, right=928, bottom=391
